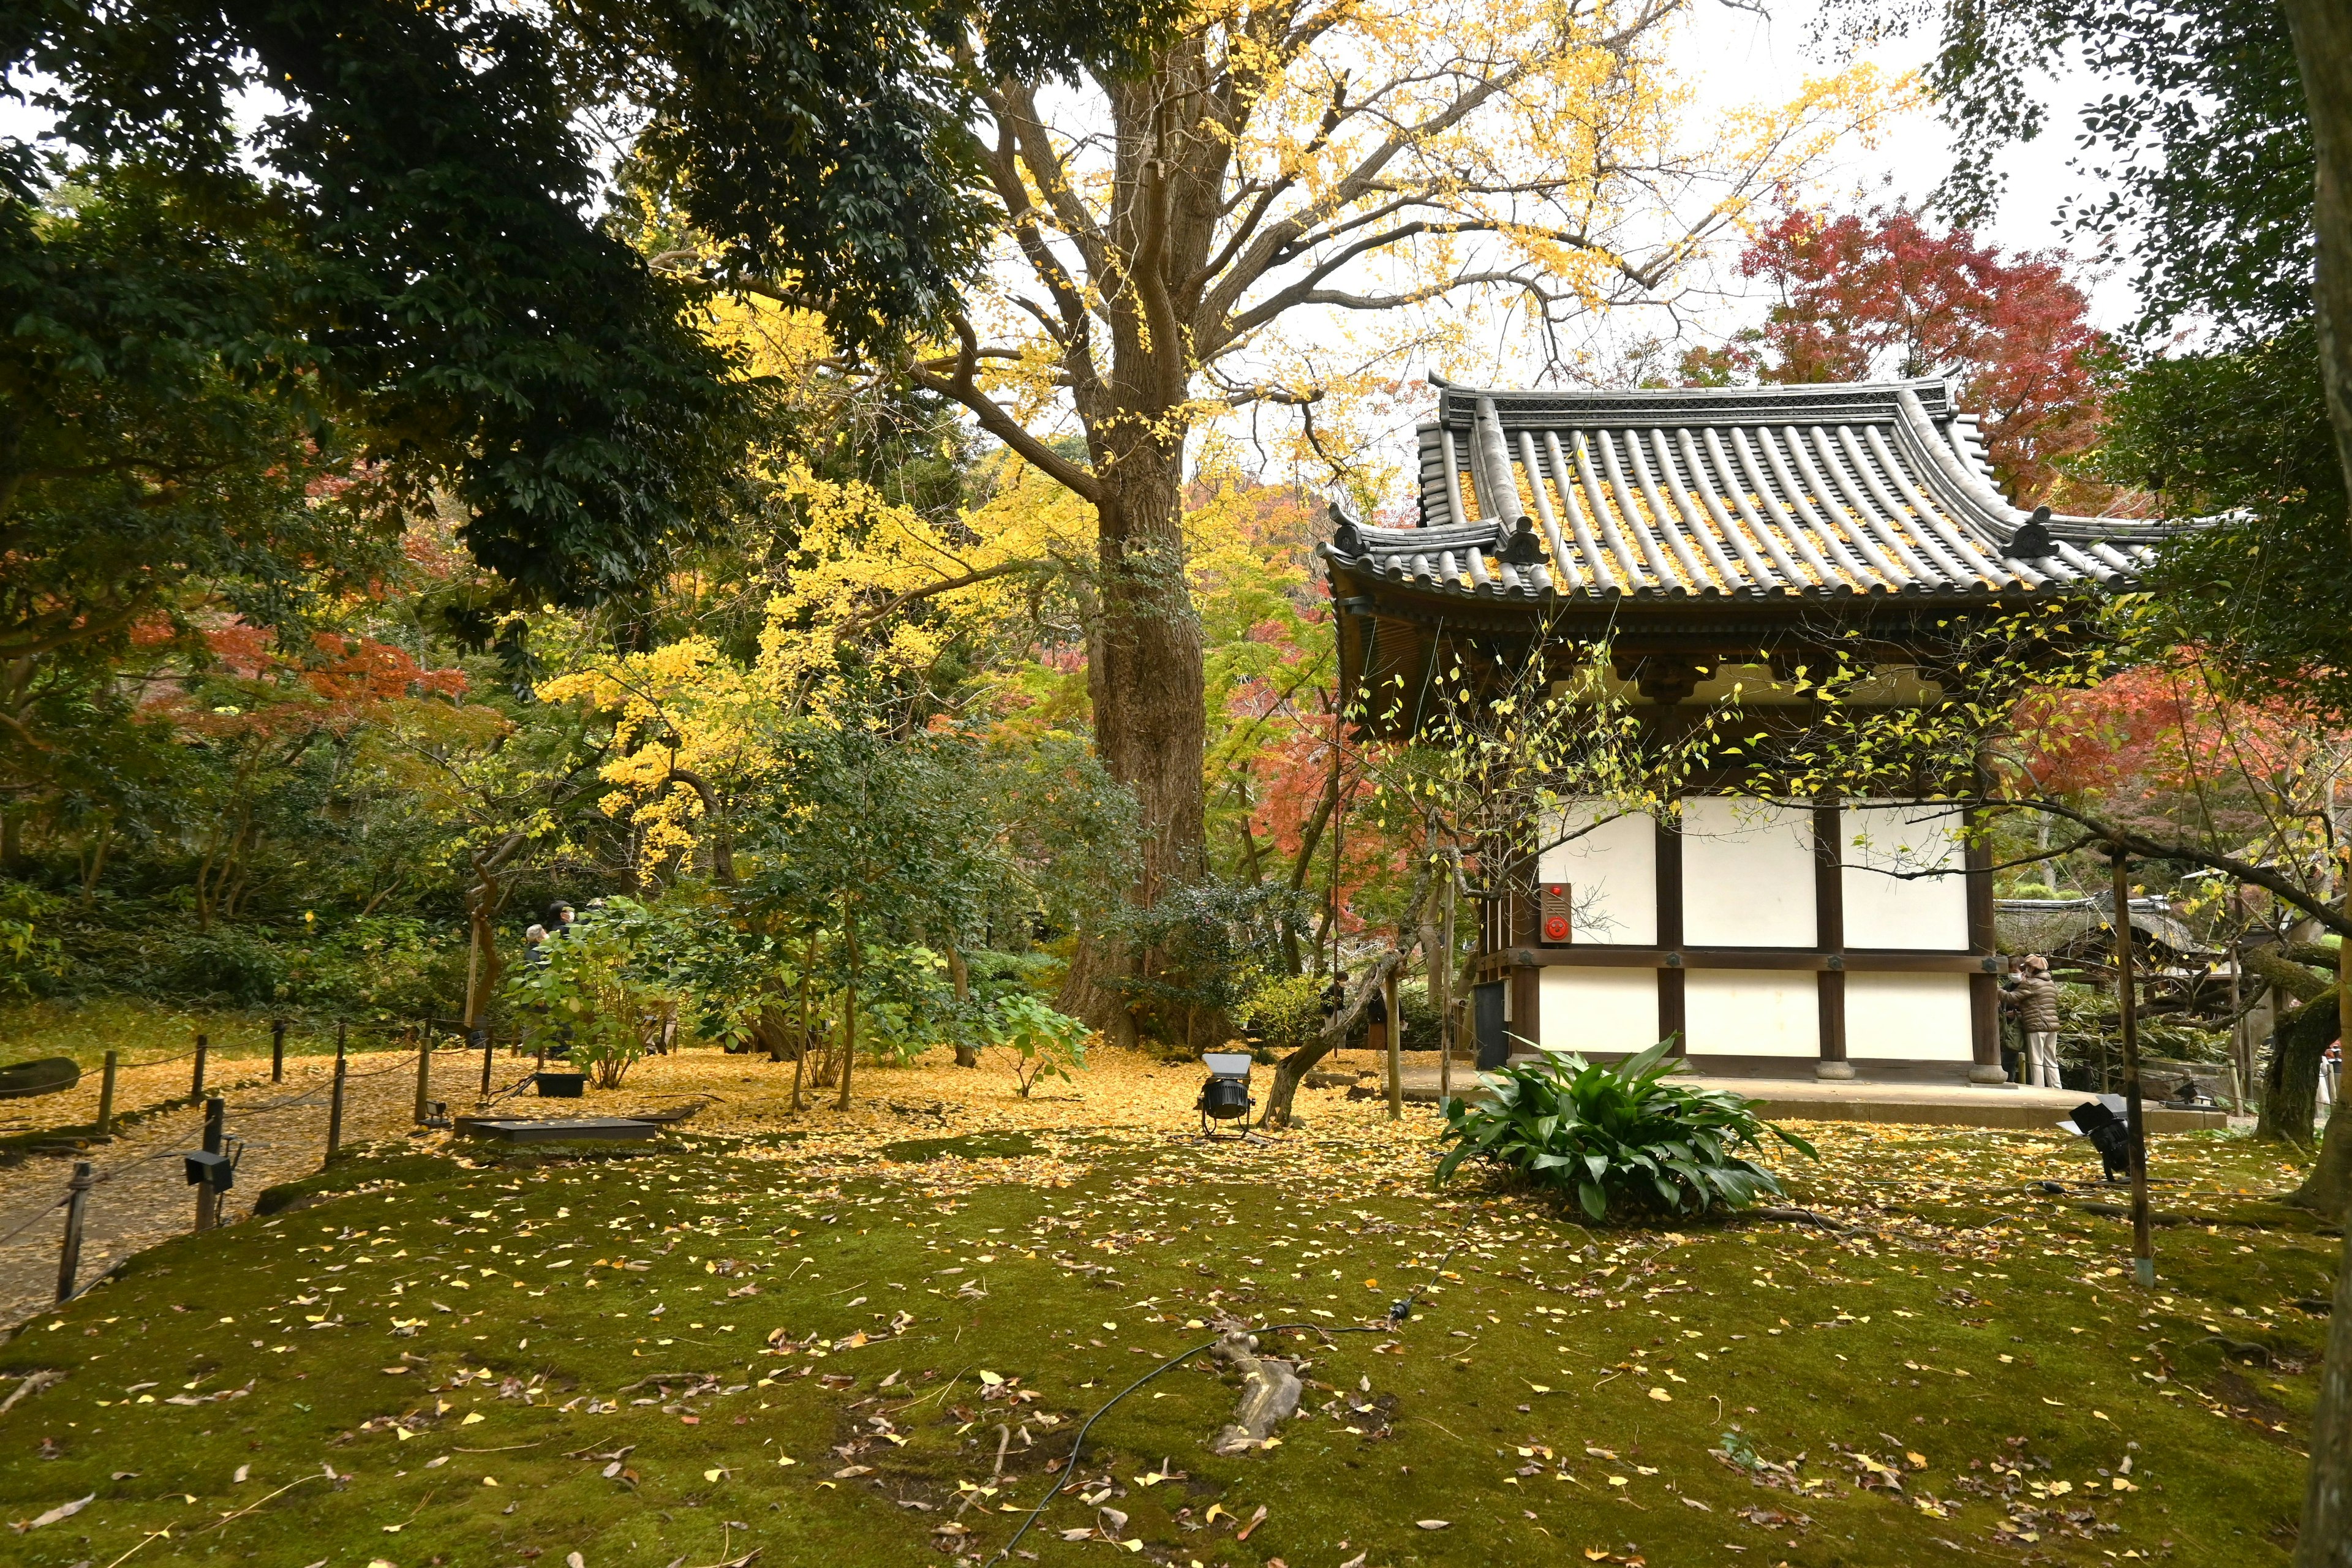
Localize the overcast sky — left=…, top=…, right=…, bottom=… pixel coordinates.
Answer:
left=1676, top=0, right=2138, bottom=331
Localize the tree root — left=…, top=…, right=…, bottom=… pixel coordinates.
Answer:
left=0, top=1368, right=62, bottom=1414
left=1205, top=1324, right=1300, bottom=1455
left=1746, top=1207, right=1853, bottom=1232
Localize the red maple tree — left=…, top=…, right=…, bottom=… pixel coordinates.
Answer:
left=1694, top=206, right=2116, bottom=505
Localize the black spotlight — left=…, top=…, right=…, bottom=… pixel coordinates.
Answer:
left=1197, top=1051, right=1256, bottom=1140
left=183, top=1149, right=235, bottom=1192
left=2059, top=1095, right=2133, bottom=1182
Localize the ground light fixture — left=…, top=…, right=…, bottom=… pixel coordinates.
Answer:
left=182, top=1145, right=238, bottom=1191
left=2058, top=1095, right=2133, bottom=1183
left=1196, top=1051, right=1255, bottom=1139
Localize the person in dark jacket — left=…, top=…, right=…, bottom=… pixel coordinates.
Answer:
left=2003, top=954, right=2062, bottom=1087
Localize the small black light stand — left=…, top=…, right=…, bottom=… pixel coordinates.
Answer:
left=183, top=1150, right=236, bottom=1189
left=185, top=1138, right=241, bottom=1230
left=2058, top=1095, right=2133, bottom=1183
left=1196, top=1052, right=1256, bottom=1141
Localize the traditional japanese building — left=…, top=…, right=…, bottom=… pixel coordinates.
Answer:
left=1323, top=376, right=2166, bottom=1084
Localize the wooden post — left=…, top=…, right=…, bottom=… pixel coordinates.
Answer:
left=1812, top=802, right=1851, bottom=1080
left=413, top=1028, right=432, bottom=1123
left=1654, top=810, right=1686, bottom=1053
left=475, top=1027, right=493, bottom=1097
left=325, top=1023, right=347, bottom=1166
left=195, top=1095, right=224, bottom=1232
left=95, top=1050, right=117, bottom=1137
left=271, top=1017, right=285, bottom=1083
left=56, top=1161, right=93, bottom=1303
left=1965, top=809, right=2007, bottom=1084
left=836, top=901, right=859, bottom=1112
left=1436, top=872, right=1457, bottom=1107
left=2112, top=851, right=2154, bottom=1286
left=190, top=1033, right=207, bottom=1106
left=1384, top=966, right=1403, bottom=1120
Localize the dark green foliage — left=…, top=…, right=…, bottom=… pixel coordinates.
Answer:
left=12, top=0, right=754, bottom=609
left=573, top=0, right=1182, bottom=355
left=579, top=1, right=984, bottom=353
left=1839, top=0, right=2312, bottom=339
left=2101, top=320, right=2352, bottom=713
left=1434, top=1039, right=1815, bottom=1219
left=1825, top=1, right=2344, bottom=723
left=1109, top=877, right=1309, bottom=1046
left=0, top=162, right=402, bottom=773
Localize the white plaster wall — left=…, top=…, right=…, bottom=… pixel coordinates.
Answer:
left=1684, top=971, right=1819, bottom=1057
left=1539, top=968, right=1659, bottom=1057
left=1844, top=972, right=1973, bottom=1060
left=1839, top=803, right=1969, bottom=951
left=1681, top=797, right=1819, bottom=948
left=1537, top=803, right=1656, bottom=945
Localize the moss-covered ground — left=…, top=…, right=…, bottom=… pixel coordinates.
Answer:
left=0, top=1046, right=2335, bottom=1567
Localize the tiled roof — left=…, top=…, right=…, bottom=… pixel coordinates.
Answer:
left=1328, top=377, right=2169, bottom=600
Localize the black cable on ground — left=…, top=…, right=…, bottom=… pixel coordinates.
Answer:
left=983, top=1218, right=1474, bottom=1567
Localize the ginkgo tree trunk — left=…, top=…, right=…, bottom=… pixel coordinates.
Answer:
left=899, top=0, right=1904, bottom=1025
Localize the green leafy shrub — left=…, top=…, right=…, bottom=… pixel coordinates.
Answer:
left=1237, top=971, right=1327, bottom=1060
left=1434, top=1039, right=1814, bottom=1219
left=170, top=927, right=290, bottom=1005
left=982, top=992, right=1089, bottom=1097
left=0, top=884, right=64, bottom=997
left=506, top=898, right=687, bottom=1088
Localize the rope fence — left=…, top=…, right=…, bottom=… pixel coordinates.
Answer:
left=0, top=1013, right=561, bottom=1316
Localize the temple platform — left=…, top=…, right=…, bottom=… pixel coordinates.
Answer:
left=1359, top=1056, right=2231, bottom=1132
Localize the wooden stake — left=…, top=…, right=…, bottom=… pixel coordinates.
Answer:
left=271, top=1018, right=285, bottom=1083
left=477, top=1027, right=493, bottom=1097
left=325, top=1023, right=347, bottom=1166
left=837, top=902, right=859, bottom=1112
left=1437, top=869, right=1457, bottom=1107
left=413, top=1028, right=432, bottom=1123
left=1384, top=966, right=1403, bottom=1120
left=191, top=1033, right=207, bottom=1106
left=195, top=1095, right=225, bottom=1232
left=2113, top=851, right=2154, bottom=1286
left=56, top=1161, right=93, bottom=1303
left=2227, top=943, right=2248, bottom=1114
left=95, top=1050, right=116, bottom=1137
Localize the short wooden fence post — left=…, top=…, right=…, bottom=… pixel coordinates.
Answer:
left=1384, top=968, right=1403, bottom=1121
left=413, top=1028, right=433, bottom=1123
left=271, top=1018, right=286, bottom=1083
left=325, top=1023, right=347, bottom=1167
left=56, top=1161, right=94, bottom=1303
left=475, top=1028, right=492, bottom=1096
left=195, top=1095, right=225, bottom=1232
left=190, top=1033, right=207, bottom=1106
left=95, top=1051, right=117, bottom=1137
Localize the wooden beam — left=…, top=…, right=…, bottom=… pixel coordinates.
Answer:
left=1480, top=946, right=2005, bottom=974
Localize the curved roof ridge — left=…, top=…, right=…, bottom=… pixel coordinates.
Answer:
left=1352, top=375, right=2180, bottom=603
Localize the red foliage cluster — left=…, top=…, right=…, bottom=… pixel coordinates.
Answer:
left=145, top=622, right=469, bottom=741
left=2012, top=659, right=2333, bottom=840
left=1716, top=207, right=2113, bottom=505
